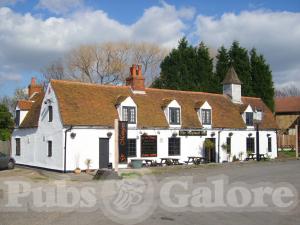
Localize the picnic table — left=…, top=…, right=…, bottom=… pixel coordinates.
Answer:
left=144, top=159, right=155, bottom=167
left=160, top=158, right=181, bottom=166
left=185, top=156, right=206, bottom=165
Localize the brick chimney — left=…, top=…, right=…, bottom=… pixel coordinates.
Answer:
left=126, top=64, right=145, bottom=92
left=28, top=77, right=43, bottom=98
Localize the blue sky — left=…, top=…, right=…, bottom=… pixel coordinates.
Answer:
left=0, top=0, right=300, bottom=97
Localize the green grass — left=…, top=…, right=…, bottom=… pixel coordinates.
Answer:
left=120, top=172, right=142, bottom=179
left=278, top=150, right=296, bottom=159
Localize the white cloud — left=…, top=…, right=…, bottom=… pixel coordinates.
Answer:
left=0, top=3, right=193, bottom=90
left=195, top=10, right=300, bottom=87
left=36, top=0, right=84, bottom=14
left=0, top=72, right=21, bottom=85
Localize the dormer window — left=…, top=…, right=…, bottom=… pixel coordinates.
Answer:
left=169, top=107, right=180, bottom=125
left=246, top=112, right=253, bottom=126
left=201, top=109, right=211, bottom=125
left=123, top=106, right=136, bottom=124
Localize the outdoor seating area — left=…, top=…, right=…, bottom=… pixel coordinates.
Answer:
left=246, top=153, right=267, bottom=161
left=132, top=156, right=207, bottom=168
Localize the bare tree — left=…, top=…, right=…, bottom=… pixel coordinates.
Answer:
left=275, top=85, right=300, bottom=97
left=131, top=42, right=168, bottom=85
left=41, top=60, right=66, bottom=81
left=41, top=41, right=167, bottom=85
left=0, top=88, right=28, bottom=113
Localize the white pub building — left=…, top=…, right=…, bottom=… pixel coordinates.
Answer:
left=12, top=65, right=278, bottom=172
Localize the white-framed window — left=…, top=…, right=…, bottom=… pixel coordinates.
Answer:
left=48, top=105, right=53, bottom=122
left=201, top=109, right=212, bottom=125
left=246, top=112, right=253, bottom=126
left=122, top=106, right=136, bottom=124
left=169, top=107, right=180, bottom=125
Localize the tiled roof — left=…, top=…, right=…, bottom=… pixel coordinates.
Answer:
left=241, top=97, right=278, bottom=129
left=19, top=93, right=45, bottom=128
left=19, top=80, right=278, bottom=130
left=17, top=100, right=33, bottom=110
left=222, top=66, right=242, bottom=85
left=275, top=96, right=300, bottom=113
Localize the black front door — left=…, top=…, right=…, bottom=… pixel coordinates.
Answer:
left=99, top=138, right=109, bottom=168
left=204, top=138, right=216, bottom=163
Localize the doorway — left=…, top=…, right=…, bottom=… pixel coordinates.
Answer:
left=204, top=138, right=216, bottom=163
left=99, top=138, right=109, bottom=168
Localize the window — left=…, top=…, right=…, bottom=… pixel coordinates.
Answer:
left=15, top=138, right=20, bottom=156
left=48, top=106, right=53, bottom=122
left=48, top=141, right=52, bottom=157
left=168, top=138, right=180, bottom=156
left=226, top=137, right=231, bottom=154
left=246, top=112, right=253, bottom=126
left=268, top=137, right=272, bottom=153
left=201, top=109, right=212, bottom=125
left=246, top=137, right=255, bottom=153
left=141, top=135, right=157, bottom=157
left=15, top=110, right=20, bottom=126
left=127, top=139, right=136, bottom=157
left=122, top=106, right=136, bottom=124
left=169, top=107, right=180, bottom=125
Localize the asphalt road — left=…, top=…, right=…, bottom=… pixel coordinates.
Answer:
left=0, top=160, right=299, bottom=225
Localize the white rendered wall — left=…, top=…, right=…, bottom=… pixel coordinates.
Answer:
left=223, top=84, right=241, bottom=104
left=12, top=83, right=64, bottom=171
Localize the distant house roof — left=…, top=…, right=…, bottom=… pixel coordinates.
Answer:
left=275, top=96, right=300, bottom=113
left=222, top=66, right=242, bottom=85
left=17, top=100, right=33, bottom=110
left=19, top=93, right=45, bottom=128
left=19, top=80, right=277, bottom=130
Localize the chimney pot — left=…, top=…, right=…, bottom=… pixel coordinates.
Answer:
left=126, top=64, right=145, bottom=92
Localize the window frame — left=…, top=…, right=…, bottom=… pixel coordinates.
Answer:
left=246, top=137, right=255, bottom=153
left=48, top=105, right=53, bottom=122
left=122, top=106, right=136, bottom=124
left=168, top=137, right=181, bottom=156
left=127, top=139, right=137, bottom=157
left=15, top=110, right=20, bottom=126
left=201, top=109, right=212, bottom=125
left=226, top=137, right=231, bottom=154
left=15, top=138, right=21, bottom=156
left=246, top=112, right=254, bottom=126
left=48, top=141, right=52, bottom=157
left=169, top=107, right=180, bottom=125
left=268, top=137, right=272, bottom=153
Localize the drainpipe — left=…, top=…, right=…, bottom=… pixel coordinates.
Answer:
left=217, top=129, right=222, bottom=163
left=64, top=126, right=73, bottom=173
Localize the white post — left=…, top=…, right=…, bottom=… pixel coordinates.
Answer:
left=114, top=119, right=119, bottom=172
left=296, top=124, right=299, bottom=159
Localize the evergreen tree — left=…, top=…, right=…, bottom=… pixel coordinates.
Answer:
left=151, top=37, right=197, bottom=90
left=229, top=41, right=254, bottom=96
left=0, top=104, right=14, bottom=141
left=250, top=48, right=275, bottom=111
left=214, top=46, right=230, bottom=93
left=151, top=39, right=214, bottom=92
left=194, top=42, right=215, bottom=92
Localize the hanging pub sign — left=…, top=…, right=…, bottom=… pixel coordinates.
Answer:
left=118, top=121, right=128, bottom=163
left=179, top=130, right=207, bottom=136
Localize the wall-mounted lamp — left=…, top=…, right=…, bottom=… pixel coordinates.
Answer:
left=107, top=132, right=113, bottom=138
left=248, top=133, right=253, bottom=137
left=70, top=132, right=76, bottom=139
left=172, top=132, right=178, bottom=137
left=157, top=131, right=160, bottom=135
left=229, top=132, right=233, bottom=137
left=44, top=99, right=52, bottom=105
left=267, top=134, right=271, bottom=137
left=211, top=132, right=216, bottom=137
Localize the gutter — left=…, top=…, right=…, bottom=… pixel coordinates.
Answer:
left=64, top=126, right=73, bottom=173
